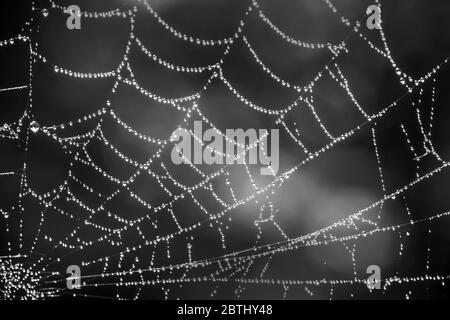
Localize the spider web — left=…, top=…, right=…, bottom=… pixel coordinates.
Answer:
left=1, top=0, right=450, bottom=300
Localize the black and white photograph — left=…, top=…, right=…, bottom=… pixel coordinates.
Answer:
left=1, top=0, right=450, bottom=310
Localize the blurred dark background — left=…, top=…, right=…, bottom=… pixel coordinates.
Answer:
left=1, top=0, right=450, bottom=300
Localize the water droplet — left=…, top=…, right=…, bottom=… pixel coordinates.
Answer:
left=30, top=121, right=40, bottom=134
